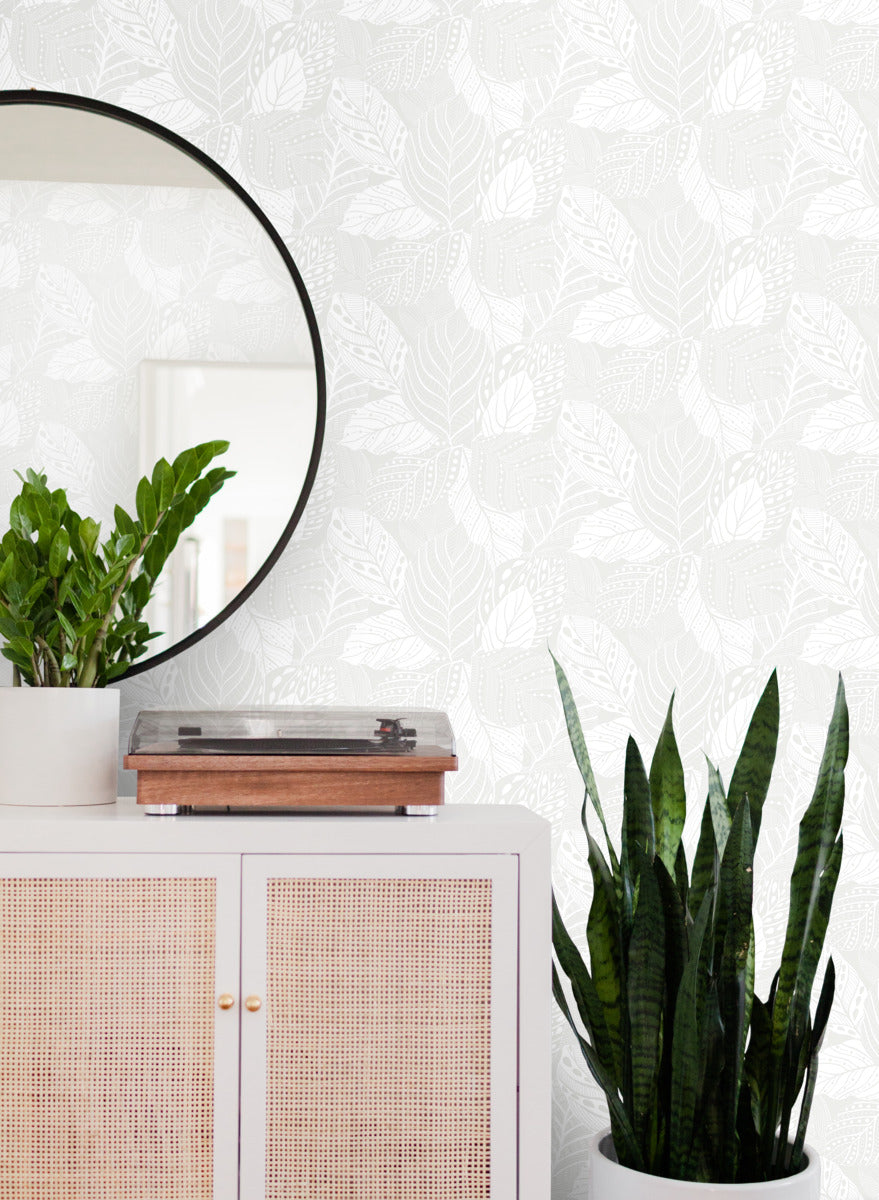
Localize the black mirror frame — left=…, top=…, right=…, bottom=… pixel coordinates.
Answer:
left=0, top=88, right=326, bottom=679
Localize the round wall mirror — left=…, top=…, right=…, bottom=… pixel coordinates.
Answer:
left=0, top=90, right=325, bottom=677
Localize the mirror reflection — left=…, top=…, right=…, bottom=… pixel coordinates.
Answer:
left=0, top=99, right=320, bottom=671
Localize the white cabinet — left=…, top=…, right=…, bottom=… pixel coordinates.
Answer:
left=0, top=801, right=549, bottom=1199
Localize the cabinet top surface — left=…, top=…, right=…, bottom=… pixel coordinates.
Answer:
left=0, top=797, right=549, bottom=855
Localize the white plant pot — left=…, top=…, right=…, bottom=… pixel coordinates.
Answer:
left=0, top=687, right=120, bottom=807
left=590, top=1130, right=820, bottom=1200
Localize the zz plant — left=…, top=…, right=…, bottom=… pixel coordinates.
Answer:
left=551, top=654, right=848, bottom=1184
left=0, top=442, right=234, bottom=687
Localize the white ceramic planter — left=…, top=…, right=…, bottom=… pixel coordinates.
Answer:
left=0, top=687, right=119, bottom=806
left=590, top=1130, right=820, bottom=1200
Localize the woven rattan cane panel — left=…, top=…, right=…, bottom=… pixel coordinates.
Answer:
left=0, top=877, right=215, bottom=1200
left=266, top=877, right=492, bottom=1200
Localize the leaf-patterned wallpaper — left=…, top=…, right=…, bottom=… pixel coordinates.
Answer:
left=1, top=2, right=877, bottom=1197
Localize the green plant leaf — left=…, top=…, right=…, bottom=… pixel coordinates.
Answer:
left=675, top=840, right=689, bottom=910
left=135, top=476, right=158, bottom=531
left=552, top=963, right=644, bottom=1172
left=650, top=694, right=685, bottom=878
left=204, top=464, right=235, bottom=493
left=654, top=852, right=687, bottom=1161
left=745, top=995, right=772, bottom=1144
left=194, top=438, right=230, bottom=470
left=103, top=660, right=133, bottom=680
left=171, top=447, right=198, bottom=490
left=790, top=959, right=835, bottom=1174
left=695, top=979, right=726, bottom=1181
left=689, top=791, right=718, bottom=921
left=0, top=615, right=22, bottom=640
left=552, top=892, right=616, bottom=1080
left=655, top=854, right=687, bottom=1012
left=669, top=887, right=714, bottom=1178
left=584, top=829, right=626, bottom=1086
left=4, top=635, right=36, bottom=663
left=143, top=527, right=167, bottom=580
left=627, top=844, right=665, bottom=1163
left=774, top=833, right=842, bottom=1173
left=158, top=505, right=184, bottom=559
left=114, top=532, right=136, bottom=559
left=35, top=516, right=59, bottom=556
left=727, top=671, right=779, bottom=844
left=622, top=736, right=653, bottom=892
left=770, top=676, right=847, bottom=1101
left=0, top=642, right=36, bottom=683
left=129, top=573, right=151, bottom=615
left=48, top=528, right=69, bottom=577
left=55, top=609, right=77, bottom=646
left=112, top=506, right=136, bottom=541
left=22, top=577, right=48, bottom=610
left=706, top=757, right=732, bottom=860
left=716, top=797, right=754, bottom=1180
left=9, top=495, right=32, bottom=538
left=189, top=477, right=211, bottom=514
left=151, top=457, right=175, bottom=511
left=550, top=650, right=618, bottom=870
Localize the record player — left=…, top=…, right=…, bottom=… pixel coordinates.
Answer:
left=124, top=708, right=457, bottom=815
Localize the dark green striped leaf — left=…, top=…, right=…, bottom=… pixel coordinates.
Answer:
left=650, top=694, right=685, bottom=878
left=771, top=676, right=847, bottom=1070
left=674, top=840, right=688, bottom=910
left=695, top=980, right=725, bottom=1182
left=552, top=963, right=644, bottom=1171
left=669, top=887, right=713, bottom=1178
left=584, top=830, right=626, bottom=1084
left=790, top=959, right=835, bottom=1174
left=727, top=671, right=779, bottom=843
left=707, top=757, right=731, bottom=859
left=690, top=795, right=717, bottom=920
left=745, top=995, right=772, bottom=1142
left=622, top=736, right=654, bottom=888
left=717, top=797, right=754, bottom=1179
left=811, top=957, right=836, bottom=1053
left=552, top=892, right=616, bottom=1080
left=655, top=855, right=686, bottom=1013
left=550, top=651, right=617, bottom=868
left=627, top=844, right=665, bottom=1161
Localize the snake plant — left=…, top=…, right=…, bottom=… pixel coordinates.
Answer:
left=552, top=654, right=848, bottom=1183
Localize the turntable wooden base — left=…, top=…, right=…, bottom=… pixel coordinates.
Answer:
left=123, top=753, right=457, bottom=810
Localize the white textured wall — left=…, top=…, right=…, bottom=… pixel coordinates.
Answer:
left=1, top=2, right=877, bottom=1197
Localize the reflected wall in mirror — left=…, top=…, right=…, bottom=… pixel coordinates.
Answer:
left=0, top=93, right=324, bottom=677
left=139, top=360, right=316, bottom=654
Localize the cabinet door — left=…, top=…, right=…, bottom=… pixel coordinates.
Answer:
left=0, top=853, right=240, bottom=1200
left=240, top=853, right=518, bottom=1200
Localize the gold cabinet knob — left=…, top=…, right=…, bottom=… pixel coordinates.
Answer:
left=244, top=995, right=262, bottom=1013
left=217, top=993, right=235, bottom=1011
